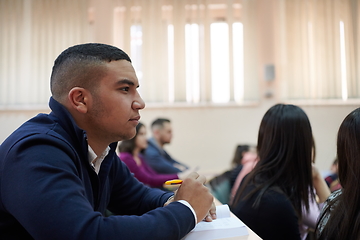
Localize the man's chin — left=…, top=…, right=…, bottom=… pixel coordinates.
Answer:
left=121, top=131, right=136, bottom=141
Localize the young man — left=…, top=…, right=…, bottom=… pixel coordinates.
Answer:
left=0, top=43, right=215, bottom=240
left=144, top=118, right=189, bottom=174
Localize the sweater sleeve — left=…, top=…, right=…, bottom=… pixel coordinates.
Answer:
left=119, top=152, right=178, bottom=188
left=0, top=135, right=195, bottom=240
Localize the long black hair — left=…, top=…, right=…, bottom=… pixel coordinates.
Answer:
left=317, top=108, right=360, bottom=239
left=232, top=104, right=315, bottom=220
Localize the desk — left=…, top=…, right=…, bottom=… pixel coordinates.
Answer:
left=213, top=198, right=262, bottom=240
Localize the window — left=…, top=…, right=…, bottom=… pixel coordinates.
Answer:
left=233, top=22, right=245, bottom=103
left=210, top=22, right=230, bottom=103
left=113, top=1, right=248, bottom=104
left=185, top=23, right=200, bottom=103
left=1, top=0, right=359, bottom=108
left=0, top=0, right=90, bottom=108
left=339, top=21, right=348, bottom=101
left=277, top=0, right=360, bottom=101
left=130, top=24, right=143, bottom=85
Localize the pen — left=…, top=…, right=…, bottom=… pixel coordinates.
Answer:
left=164, top=179, right=183, bottom=185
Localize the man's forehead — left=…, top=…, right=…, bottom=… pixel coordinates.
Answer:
left=104, top=60, right=139, bottom=85
left=163, top=122, right=172, bottom=130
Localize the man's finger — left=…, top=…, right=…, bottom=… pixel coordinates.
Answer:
left=209, top=202, right=216, bottom=220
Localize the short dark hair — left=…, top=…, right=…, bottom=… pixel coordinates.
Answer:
left=151, top=118, right=171, bottom=129
left=118, top=122, right=144, bottom=153
left=50, top=43, right=131, bottom=101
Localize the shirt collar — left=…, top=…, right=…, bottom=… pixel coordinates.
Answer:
left=88, top=145, right=110, bottom=174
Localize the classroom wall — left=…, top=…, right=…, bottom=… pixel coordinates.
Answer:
left=0, top=102, right=357, bottom=177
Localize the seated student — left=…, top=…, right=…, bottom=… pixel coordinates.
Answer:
left=0, top=43, right=216, bottom=239
left=324, top=158, right=341, bottom=192
left=144, top=118, right=189, bottom=174
left=316, top=108, right=360, bottom=240
left=118, top=122, right=189, bottom=188
left=230, top=146, right=258, bottom=204
left=208, top=144, right=255, bottom=204
left=229, top=145, right=253, bottom=189
left=230, top=104, right=330, bottom=240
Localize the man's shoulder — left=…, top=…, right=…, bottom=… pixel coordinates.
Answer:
left=146, top=138, right=158, bottom=147
left=0, top=113, right=74, bottom=157
left=2, top=114, right=53, bottom=142
left=144, top=139, right=161, bottom=153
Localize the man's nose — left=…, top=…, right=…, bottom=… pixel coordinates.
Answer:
left=133, top=93, right=145, bottom=110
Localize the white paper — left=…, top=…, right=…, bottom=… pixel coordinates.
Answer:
left=182, top=204, right=248, bottom=240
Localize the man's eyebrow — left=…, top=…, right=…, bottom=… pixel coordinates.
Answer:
left=116, top=79, right=139, bottom=88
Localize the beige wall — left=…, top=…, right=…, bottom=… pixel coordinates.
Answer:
left=1, top=102, right=357, bottom=177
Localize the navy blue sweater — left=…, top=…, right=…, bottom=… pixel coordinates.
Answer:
left=0, top=97, right=195, bottom=240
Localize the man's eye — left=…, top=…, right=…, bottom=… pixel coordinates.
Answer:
left=120, top=87, right=130, bottom=91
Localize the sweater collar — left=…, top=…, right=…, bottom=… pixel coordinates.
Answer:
left=48, top=97, right=118, bottom=162
left=48, top=97, right=87, bottom=151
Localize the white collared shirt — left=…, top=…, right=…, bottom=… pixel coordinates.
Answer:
left=88, top=145, right=110, bottom=174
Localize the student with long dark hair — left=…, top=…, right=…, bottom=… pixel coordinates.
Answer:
left=231, top=104, right=330, bottom=240
left=316, top=108, right=360, bottom=239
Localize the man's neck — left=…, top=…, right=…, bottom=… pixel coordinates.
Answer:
left=154, top=138, right=164, bottom=149
left=87, top=138, right=108, bottom=157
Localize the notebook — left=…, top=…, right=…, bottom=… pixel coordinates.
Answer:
left=182, top=204, right=248, bottom=240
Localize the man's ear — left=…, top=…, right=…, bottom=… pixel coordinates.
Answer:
left=68, top=87, right=90, bottom=114
left=153, top=128, right=161, bottom=138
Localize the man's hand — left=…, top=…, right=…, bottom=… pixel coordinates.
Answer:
left=177, top=166, right=200, bottom=179
left=203, top=202, right=217, bottom=222
left=173, top=172, right=214, bottom=223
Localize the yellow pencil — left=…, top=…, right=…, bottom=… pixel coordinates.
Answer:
left=164, top=179, right=183, bottom=185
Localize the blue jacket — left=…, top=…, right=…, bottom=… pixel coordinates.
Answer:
left=144, top=138, right=188, bottom=174
left=0, top=97, right=195, bottom=240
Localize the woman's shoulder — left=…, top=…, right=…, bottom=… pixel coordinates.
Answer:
left=119, top=152, right=135, bottom=163
left=320, top=189, right=342, bottom=217
left=119, top=151, right=132, bottom=157
left=321, top=188, right=342, bottom=213
left=316, top=189, right=342, bottom=237
left=327, top=188, right=342, bottom=201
